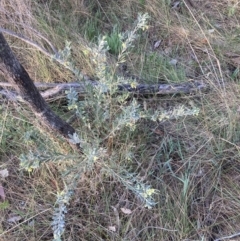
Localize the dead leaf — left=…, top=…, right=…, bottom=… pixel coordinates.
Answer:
left=120, top=207, right=132, bottom=214
left=108, top=226, right=116, bottom=232
left=7, top=215, right=22, bottom=223
left=171, top=1, right=180, bottom=9
left=153, top=40, right=162, bottom=50
left=0, top=169, right=9, bottom=179
left=0, top=184, right=5, bottom=200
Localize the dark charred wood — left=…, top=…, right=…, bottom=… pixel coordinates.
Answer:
left=0, top=32, right=82, bottom=152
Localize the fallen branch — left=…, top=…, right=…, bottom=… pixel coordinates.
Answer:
left=118, top=80, right=208, bottom=95
left=0, top=80, right=208, bottom=101
left=0, top=27, right=208, bottom=100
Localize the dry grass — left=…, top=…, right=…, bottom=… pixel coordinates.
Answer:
left=1, top=0, right=240, bottom=240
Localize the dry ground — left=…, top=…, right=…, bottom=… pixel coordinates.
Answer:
left=1, top=0, right=240, bottom=240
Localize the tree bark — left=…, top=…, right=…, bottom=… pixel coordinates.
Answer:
left=0, top=32, right=82, bottom=152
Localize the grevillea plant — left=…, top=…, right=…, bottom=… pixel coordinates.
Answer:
left=19, top=13, right=200, bottom=240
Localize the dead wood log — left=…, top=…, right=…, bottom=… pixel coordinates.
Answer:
left=0, top=32, right=82, bottom=152
left=0, top=80, right=208, bottom=101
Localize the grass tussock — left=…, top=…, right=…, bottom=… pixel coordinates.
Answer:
left=1, top=0, right=240, bottom=240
